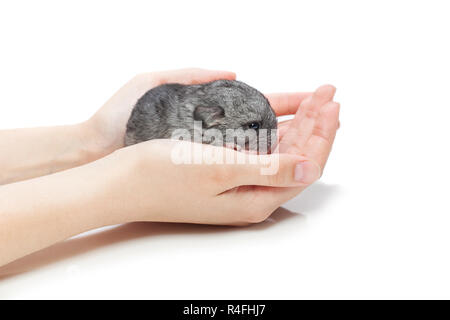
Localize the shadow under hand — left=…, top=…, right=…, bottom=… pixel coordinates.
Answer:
left=0, top=206, right=301, bottom=280
left=283, top=182, right=341, bottom=213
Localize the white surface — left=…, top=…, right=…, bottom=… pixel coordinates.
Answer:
left=0, top=0, right=449, bottom=299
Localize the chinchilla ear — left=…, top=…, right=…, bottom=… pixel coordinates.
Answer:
left=193, top=106, right=225, bottom=128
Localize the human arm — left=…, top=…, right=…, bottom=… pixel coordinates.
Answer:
left=0, top=124, right=99, bottom=185
left=0, top=83, right=339, bottom=267
left=0, top=140, right=321, bottom=267
left=0, top=66, right=339, bottom=267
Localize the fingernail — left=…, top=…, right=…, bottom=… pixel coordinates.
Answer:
left=294, top=161, right=321, bottom=184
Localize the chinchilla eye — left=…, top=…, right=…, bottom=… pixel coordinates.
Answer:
left=248, top=122, right=260, bottom=130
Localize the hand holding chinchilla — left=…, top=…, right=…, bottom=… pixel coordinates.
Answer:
left=86, top=68, right=337, bottom=160
left=0, top=68, right=339, bottom=265
left=125, top=80, right=277, bottom=153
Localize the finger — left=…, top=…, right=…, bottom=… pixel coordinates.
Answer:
left=265, top=92, right=313, bottom=116
left=210, top=152, right=321, bottom=191
left=278, top=85, right=336, bottom=154
left=260, top=101, right=340, bottom=205
left=302, top=101, right=340, bottom=169
left=314, top=101, right=340, bottom=144
left=217, top=179, right=309, bottom=224
left=154, top=68, right=236, bottom=85
left=165, top=142, right=316, bottom=192
left=259, top=101, right=340, bottom=206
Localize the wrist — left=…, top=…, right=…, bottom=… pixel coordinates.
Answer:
left=75, top=121, right=117, bottom=164
left=90, top=146, right=146, bottom=224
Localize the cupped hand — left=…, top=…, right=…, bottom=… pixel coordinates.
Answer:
left=109, top=82, right=339, bottom=226
left=262, top=85, right=340, bottom=209
left=85, top=68, right=339, bottom=225
left=206, top=85, right=339, bottom=224
left=108, top=139, right=322, bottom=226
left=84, top=68, right=236, bottom=157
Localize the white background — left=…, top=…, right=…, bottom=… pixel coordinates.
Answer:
left=0, top=0, right=449, bottom=299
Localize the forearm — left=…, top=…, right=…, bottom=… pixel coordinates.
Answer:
left=0, top=122, right=105, bottom=185
left=0, top=152, right=130, bottom=267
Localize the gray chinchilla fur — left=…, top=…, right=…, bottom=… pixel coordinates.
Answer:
left=125, top=80, right=277, bottom=152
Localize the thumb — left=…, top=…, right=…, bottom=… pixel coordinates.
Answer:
left=226, top=153, right=322, bottom=188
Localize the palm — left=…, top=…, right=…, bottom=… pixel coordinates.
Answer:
left=238, top=86, right=340, bottom=209
left=270, top=85, right=339, bottom=167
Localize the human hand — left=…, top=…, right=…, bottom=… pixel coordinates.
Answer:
left=85, top=69, right=339, bottom=225
left=0, top=131, right=325, bottom=266
left=102, top=139, right=322, bottom=226
left=96, top=84, right=339, bottom=225
left=0, top=72, right=339, bottom=268
left=0, top=84, right=339, bottom=266
left=83, top=68, right=236, bottom=158
left=262, top=85, right=340, bottom=209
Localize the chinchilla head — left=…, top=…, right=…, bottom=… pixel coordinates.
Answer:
left=186, top=80, right=278, bottom=153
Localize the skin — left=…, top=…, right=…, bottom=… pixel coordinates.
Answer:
left=0, top=68, right=339, bottom=267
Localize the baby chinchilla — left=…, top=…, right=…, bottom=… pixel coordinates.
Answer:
left=124, top=80, right=277, bottom=153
